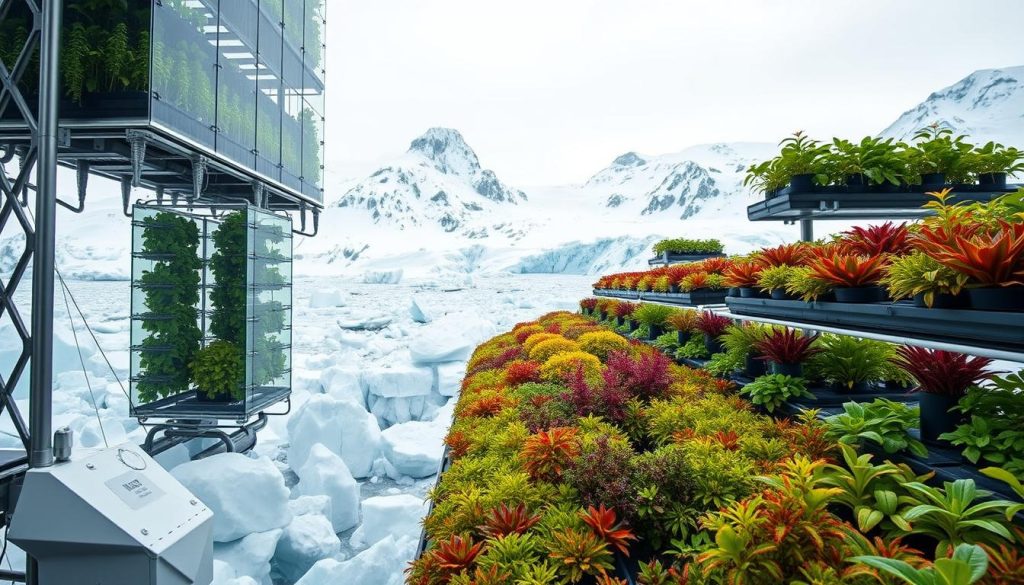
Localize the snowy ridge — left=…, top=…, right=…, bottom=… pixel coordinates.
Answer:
left=881, top=65, right=1024, bottom=144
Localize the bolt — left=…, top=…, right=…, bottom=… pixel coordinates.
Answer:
left=141, top=529, right=149, bottom=536
left=190, top=499, right=197, bottom=506
left=85, top=463, right=95, bottom=470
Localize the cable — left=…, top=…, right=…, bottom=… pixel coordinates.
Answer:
left=59, top=278, right=107, bottom=448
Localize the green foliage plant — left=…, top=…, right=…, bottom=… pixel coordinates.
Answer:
left=740, top=374, right=813, bottom=413
left=818, top=444, right=916, bottom=533
left=900, top=479, right=1017, bottom=555
left=652, top=238, right=724, bottom=255
left=831, top=136, right=906, bottom=186
left=633, top=303, right=676, bottom=328
left=825, top=399, right=927, bottom=457
left=804, top=334, right=895, bottom=390
left=906, top=125, right=975, bottom=184
left=851, top=543, right=989, bottom=585
left=941, top=371, right=1024, bottom=478
left=881, top=252, right=968, bottom=306
left=756, top=264, right=797, bottom=293
left=190, top=340, right=245, bottom=400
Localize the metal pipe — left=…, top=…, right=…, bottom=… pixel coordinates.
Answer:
left=28, top=0, right=62, bottom=470
left=799, top=219, right=814, bottom=242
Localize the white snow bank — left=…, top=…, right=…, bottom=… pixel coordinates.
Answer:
left=172, top=454, right=291, bottom=542
left=309, top=289, right=346, bottom=308
left=297, top=535, right=415, bottom=585
left=274, top=513, right=341, bottom=583
left=407, top=313, right=495, bottom=365
left=409, top=296, right=435, bottom=323
left=337, top=314, right=393, bottom=331
left=436, top=362, right=466, bottom=397
left=296, top=444, right=360, bottom=533
left=213, top=528, right=283, bottom=584
left=361, top=363, right=434, bottom=398
left=318, top=366, right=366, bottom=407
left=380, top=417, right=448, bottom=479
left=287, top=394, right=381, bottom=478
left=288, top=495, right=332, bottom=519
left=362, top=269, right=403, bottom=285
left=350, top=495, right=429, bottom=549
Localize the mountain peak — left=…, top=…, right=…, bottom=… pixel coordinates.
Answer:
left=408, top=128, right=481, bottom=177
left=612, top=152, right=646, bottom=167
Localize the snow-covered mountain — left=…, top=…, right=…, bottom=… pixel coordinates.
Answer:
left=881, top=65, right=1024, bottom=144
left=335, top=128, right=526, bottom=236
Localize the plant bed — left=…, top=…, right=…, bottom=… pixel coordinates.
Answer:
left=647, top=251, right=727, bottom=266
left=746, top=186, right=1018, bottom=221
left=640, top=289, right=728, bottom=306
left=593, top=288, right=640, bottom=300
left=726, top=296, right=1024, bottom=354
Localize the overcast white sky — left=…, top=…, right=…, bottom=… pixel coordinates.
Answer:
left=327, top=0, right=1024, bottom=187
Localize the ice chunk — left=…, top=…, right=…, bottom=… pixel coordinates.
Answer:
left=296, top=535, right=415, bottom=585
left=337, top=314, right=393, bottom=331
left=172, top=454, right=291, bottom=542
left=361, top=364, right=434, bottom=398
left=362, top=269, right=403, bottom=285
left=309, top=289, right=346, bottom=308
left=409, top=296, right=435, bottom=323
left=408, top=314, right=497, bottom=365
left=296, top=444, right=360, bottom=533
left=318, top=366, right=365, bottom=407
left=213, top=528, right=283, bottom=584
left=380, top=419, right=446, bottom=478
left=436, top=362, right=466, bottom=397
left=349, top=496, right=429, bottom=549
left=74, top=416, right=128, bottom=448
left=287, top=394, right=381, bottom=478
left=288, top=495, right=332, bottom=519
left=274, top=513, right=341, bottom=583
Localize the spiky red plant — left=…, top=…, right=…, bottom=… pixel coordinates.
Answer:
left=602, top=349, right=673, bottom=400
left=478, top=503, right=542, bottom=538
left=699, top=256, right=734, bottom=275
left=842, top=222, right=912, bottom=256
left=806, top=253, right=887, bottom=287
left=713, top=430, right=741, bottom=451
left=445, top=430, right=471, bottom=459
left=580, top=298, right=599, bottom=311
left=434, top=533, right=484, bottom=573
left=504, top=360, right=542, bottom=386
left=695, top=311, right=732, bottom=337
left=755, top=242, right=811, bottom=267
left=522, top=427, right=579, bottom=481
left=467, top=346, right=523, bottom=376
left=667, top=263, right=704, bottom=284
left=613, top=301, right=639, bottom=318
left=754, top=328, right=821, bottom=365
left=563, top=366, right=630, bottom=422
left=722, top=261, right=763, bottom=288
left=595, top=574, right=629, bottom=585
left=580, top=504, right=638, bottom=556
left=981, top=541, right=1024, bottom=584
left=914, top=220, right=1024, bottom=286
left=893, top=346, right=993, bottom=397
left=463, top=394, right=510, bottom=418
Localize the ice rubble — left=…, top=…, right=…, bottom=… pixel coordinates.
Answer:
left=349, top=494, right=431, bottom=549
left=274, top=513, right=341, bottom=583
left=296, top=535, right=417, bottom=585
left=287, top=395, right=381, bottom=477
left=295, top=444, right=361, bottom=532
left=362, top=269, right=403, bottom=284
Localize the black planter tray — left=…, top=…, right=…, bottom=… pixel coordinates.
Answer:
left=641, top=289, right=728, bottom=307
left=747, top=185, right=1018, bottom=222
left=593, top=288, right=640, bottom=300
left=648, top=251, right=726, bottom=266
left=726, top=296, right=1024, bottom=355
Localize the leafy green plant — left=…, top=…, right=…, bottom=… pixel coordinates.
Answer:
left=900, top=479, right=1017, bottom=554
left=941, top=372, right=1024, bottom=477
left=633, top=303, right=676, bottom=328
left=676, top=336, right=709, bottom=360
left=906, top=125, right=975, bottom=184
left=743, top=157, right=789, bottom=196
left=778, top=131, right=830, bottom=183
left=851, top=543, right=989, bottom=585
left=881, top=252, right=968, bottom=306
left=824, top=399, right=927, bottom=457
left=190, top=340, right=245, bottom=400
left=818, top=444, right=915, bottom=533
left=136, top=211, right=202, bottom=403
left=210, top=211, right=247, bottom=345
left=784, top=266, right=834, bottom=301
left=652, top=238, right=724, bottom=255
left=755, top=264, right=797, bottom=292
left=740, top=374, right=813, bottom=413
left=804, top=334, right=895, bottom=390
left=966, top=141, right=1024, bottom=176
left=832, top=136, right=906, bottom=186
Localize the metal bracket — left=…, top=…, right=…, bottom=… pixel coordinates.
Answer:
left=252, top=182, right=266, bottom=208
left=191, top=155, right=208, bottom=201
left=292, top=204, right=320, bottom=237
left=120, top=177, right=133, bottom=217
left=127, top=129, right=147, bottom=188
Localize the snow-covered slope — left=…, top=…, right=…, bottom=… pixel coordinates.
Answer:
left=881, top=65, right=1024, bottom=143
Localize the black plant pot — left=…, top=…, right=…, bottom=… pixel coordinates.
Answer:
left=617, top=316, right=626, bottom=327
left=739, top=287, right=768, bottom=299
left=677, top=330, right=692, bottom=346
left=704, top=333, right=724, bottom=355
left=669, top=284, right=681, bottom=294
left=918, top=392, right=961, bottom=443
left=834, top=286, right=886, bottom=303
left=876, top=180, right=902, bottom=193
left=599, top=311, right=609, bottom=321
left=789, top=173, right=816, bottom=194
left=629, top=319, right=640, bottom=332
left=912, top=291, right=967, bottom=309
left=967, top=286, right=1024, bottom=311
left=728, top=287, right=741, bottom=297
left=196, top=390, right=235, bottom=403
left=745, top=354, right=768, bottom=378
left=772, top=362, right=803, bottom=377
left=978, top=172, right=1008, bottom=189
left=648, top=325, right=664, bottom=341
left=845, top=173, right=867, bottom=189
left=920, top=172, right=946, bottom=187
left=770, top=288, right=795, bottom=300
left=834, top=380, right=870, bottom=394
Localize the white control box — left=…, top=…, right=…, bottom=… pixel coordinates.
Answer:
left=9, top=443, right=213, bottom=585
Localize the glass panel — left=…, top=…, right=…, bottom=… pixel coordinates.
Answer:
left=280, top=85, right=304, bottom=191
left=301, top=99, right=324, bottom=201
left=248, top=208, right=293, bottom=411
left=304, top=0, right=326, bottom=83
left=216, top=0, right=259, bottom=169
left=255, top=0, right=285, bottom=180
left=151, top=0, right=218, bottom=149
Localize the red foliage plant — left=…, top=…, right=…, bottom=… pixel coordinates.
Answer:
left=467, top=346, right=524, bottom=376
left=713, top=430, right=741, bottom=451
left=580, top=298, right=599, bottom=311
left=580, top=504, right=638, bottom=556
left=755, top=243, right=811, bottom=268
left=667, top=264, right=704, bottom=284
left=699, top=257, right=734, bottom=275
left=695, top=311, right=732, bottom=338
left=433, top=533, right=484, bottom=574
left=479, top=503, right=542, bottom=538
left=602, top=349, right=673, bottom=400
left=563, top=366, right=631, bottom=423
left=462, top=394, right=510, bottom=418
left=893, top=346, right=993, bottom=397
left=842, top=222, right=912, bottom=256
left=613, top=301, right=640, bottom=318
left=444, top=430, right=471, bottom=459
left=504, top=360, right=542, bottom=386
left=914, top=221, right=1024, bottom=286
left=722, top=261, right=763, bottom=288
left=806, top=253, right=888, bottom=287
left=755, top=329, right=821, bottom=365
left=522, top=427, right=580, bottom=482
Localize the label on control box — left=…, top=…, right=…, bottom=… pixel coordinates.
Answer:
left=105, top=471, right=166, bottom=510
